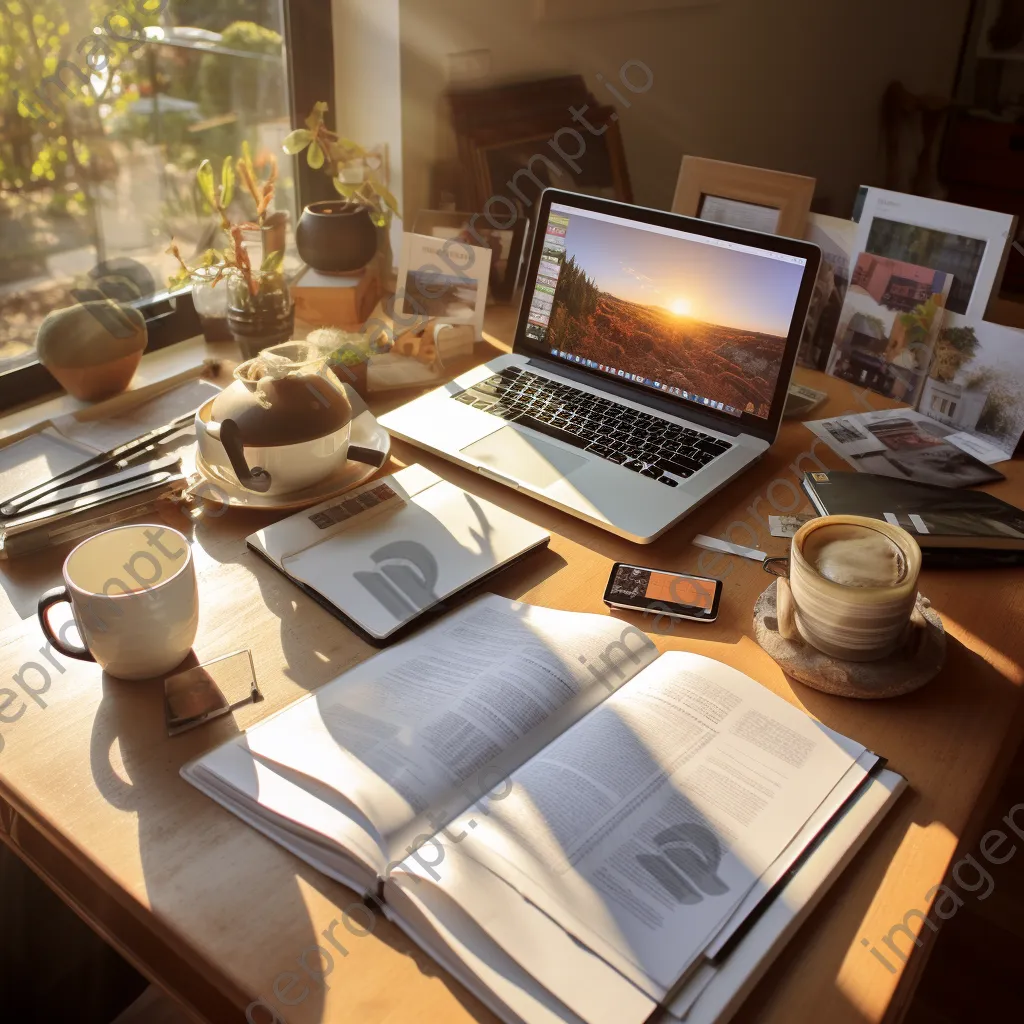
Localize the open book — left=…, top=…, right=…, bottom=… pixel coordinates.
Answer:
left=183, top=595, right=904, bottom=1024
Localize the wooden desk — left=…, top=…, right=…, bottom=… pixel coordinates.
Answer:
left=0, top=315, right=1022, bottom=1024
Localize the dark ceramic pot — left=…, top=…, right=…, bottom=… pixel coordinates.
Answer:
left=295, top=201, right=378, bottom=274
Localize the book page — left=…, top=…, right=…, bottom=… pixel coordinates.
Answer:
left=205, top=594, right=658, bottom=864
left=404, top=652, right=864, bottom=995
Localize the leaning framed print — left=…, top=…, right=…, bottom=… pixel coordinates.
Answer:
left=535, top=0, right=717, bottom=19
left=468, top=107, right=633, bottom=211
left=672, top=156, right=816, bottom=239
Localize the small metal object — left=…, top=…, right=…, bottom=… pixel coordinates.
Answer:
left=0, top=410, right=194, bottom=517
left=762, top=556, right=790, bottom=579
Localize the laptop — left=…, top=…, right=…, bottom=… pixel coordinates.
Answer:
left=380, top=189, right=820, bottom=544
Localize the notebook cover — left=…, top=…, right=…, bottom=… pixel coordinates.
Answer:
left=247, top=467, right=551, bottom=645
left=802, top=470, right=1024, bottom=553
left=247, top=541, right=547, bottom=647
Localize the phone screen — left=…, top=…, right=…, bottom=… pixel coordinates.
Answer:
left=605, top=564, right=721, bottom=620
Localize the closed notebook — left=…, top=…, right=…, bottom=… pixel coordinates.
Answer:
left=246, top=465, right=550, bottom=644
left=802, top=470, right=1024, bottom=554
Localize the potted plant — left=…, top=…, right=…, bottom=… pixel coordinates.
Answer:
left=169, top=145, right=294, bottom=359
left=307, top=326, right=372, bottom=398
left=284, top=102, right=400, bottom=274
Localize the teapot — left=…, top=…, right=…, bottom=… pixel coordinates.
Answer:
left=195, top=341, right=383, bottom=495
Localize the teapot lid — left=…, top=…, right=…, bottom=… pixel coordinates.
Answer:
left=212, top=342, right=353, bottom=447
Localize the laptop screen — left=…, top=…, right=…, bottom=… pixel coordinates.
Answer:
left=523, top=202, right=808, bottom=420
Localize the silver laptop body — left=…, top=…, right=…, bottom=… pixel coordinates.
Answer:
left=381, top=190, right=820, bottom=544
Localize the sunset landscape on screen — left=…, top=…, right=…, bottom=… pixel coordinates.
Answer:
left=545, top=213, right=806, bottom=416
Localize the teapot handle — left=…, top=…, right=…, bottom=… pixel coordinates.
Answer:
left=206, top=418, right=273, bottom=493
left=347, top=445, right=388, bottom=468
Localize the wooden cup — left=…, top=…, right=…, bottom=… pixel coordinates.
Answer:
left=778, top=515, right=922, bottom=662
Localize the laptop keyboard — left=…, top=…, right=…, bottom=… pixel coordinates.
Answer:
left=453, top=366, right=733, bottom=487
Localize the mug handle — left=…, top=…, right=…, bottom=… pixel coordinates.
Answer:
left=37, top=586, right=95, bottom=662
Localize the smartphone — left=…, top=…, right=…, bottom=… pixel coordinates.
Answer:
left=603, top=563, right=722, bottom=623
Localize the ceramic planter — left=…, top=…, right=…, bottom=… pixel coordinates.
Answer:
left=35, top=300, right=147, bottom=401
left=295, top=201, right=378, bottom=274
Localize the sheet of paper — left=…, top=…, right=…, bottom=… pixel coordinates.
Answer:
left=768, top=514, right=816, bottom=539
left=702, top=750, right=878, bottom=959
left=204, top=595, right=658, bottom=860
left=698, top=196, right=781, bottom=235
left=669, top=770, right=907, bottom=1024
left=52, top=378, right=220, bottom=451
left=804, top=407, right=1003, bottom=487
left=0, top=429, right=95, bottom=499
left=427, top=653, right=864, bottom=995
left=386, top=849, right=657, bottom=1024
left=945, top=431, right=1011, bottom=465
left=797, top=213, right=857, bottom=371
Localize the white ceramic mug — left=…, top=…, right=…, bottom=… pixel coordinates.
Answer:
left=37, top=524, right=199, bottom=680
left=777, top=515, right=922, bottom=662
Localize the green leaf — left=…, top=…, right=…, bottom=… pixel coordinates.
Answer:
left=220, top=155, right=235, bottom=208
left=260, top=249, right=285, bottom=274
left=333, top=178, right=358, bottom=199
left=373, top=180, right=400, bottom=215
left=282, top=128, right=313, bottom=155
left=305, top=100, right=329, bottom=131
left=196, top=160, right=215, bottom=206
left=167, top=268, right=190, bottom=290
left=370, top=211, right=387, bottom=228
left=240, top=139, right=255, bottom=178
left=307, top=142, right=325, bottom=169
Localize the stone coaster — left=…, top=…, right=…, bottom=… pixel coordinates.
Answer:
left=753, top=580, right=946, bottom=699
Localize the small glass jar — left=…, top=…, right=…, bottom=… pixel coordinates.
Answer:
left=191, top=267, right=232, bottom=343
left=225, top=271, right=295, bottom=361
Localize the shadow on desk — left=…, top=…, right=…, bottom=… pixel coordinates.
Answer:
left=87, top=668, right=330, bottom=1023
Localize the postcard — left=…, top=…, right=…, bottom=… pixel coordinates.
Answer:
left=797, top=213, right=857, bottom=370
left=852, top=187, right=1016, bottom=320
left=395, top=232, right=492, bottom=340
left=919, top=319, right=1024, bottom=460
left=826, top=253, right=952, bottom=406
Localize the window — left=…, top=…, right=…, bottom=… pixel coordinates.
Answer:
left=0, top=0, right=331, bottom=408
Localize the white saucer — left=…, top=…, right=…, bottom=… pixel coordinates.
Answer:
left=187, top=404, right=391, bottom=511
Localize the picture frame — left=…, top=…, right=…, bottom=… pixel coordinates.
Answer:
left=671, top=156, right=816, bottom=239
left=534, top=0, right=717, bottom=19
left=448, top=76, right=592, bottom=208
left=468, top=107, right=633, bottom=212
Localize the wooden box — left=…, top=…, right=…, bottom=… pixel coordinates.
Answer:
left=291, top=265, right=381, bottom=330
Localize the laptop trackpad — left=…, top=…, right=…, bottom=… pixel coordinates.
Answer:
left=461, top=427, right=587, bottom=489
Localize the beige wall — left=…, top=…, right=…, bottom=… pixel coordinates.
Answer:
left=332, top=0, right=405, bottom=258
left=398, top=0, right=972, bottom=225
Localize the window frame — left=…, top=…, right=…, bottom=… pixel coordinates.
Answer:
left=0, top=0, right=334, bottom=413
